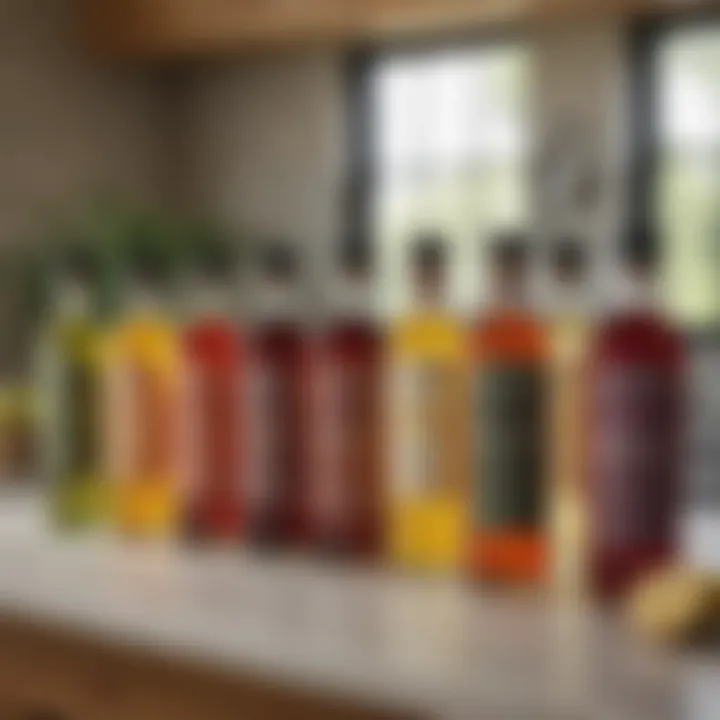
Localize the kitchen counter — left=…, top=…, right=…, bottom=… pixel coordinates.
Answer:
left=0, top=494, right=717, bottom=719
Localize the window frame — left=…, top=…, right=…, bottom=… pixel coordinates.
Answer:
left=629, top=8, right=720, bottom=256
left=343, top=28, right=526, bottom=266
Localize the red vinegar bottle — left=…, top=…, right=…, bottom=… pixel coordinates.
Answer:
left=183, top=242, right=245, bottom=541
left=307, top=249, right=383, bottom=559
left=588, top=232, right=685, bottom=599
left=245, top=243, right=308, bottom=549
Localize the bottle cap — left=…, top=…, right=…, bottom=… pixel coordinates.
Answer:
left=489, top=229, right=529, bottom=270
left=551, top=237, right=587, bottom=282
left=410, top=230, right=448, bottom=271
left=625, top=221, right=660, bottom=274
left=257, top=241, right=300, bottom=282
left=194, top=238, right=239, bottom=283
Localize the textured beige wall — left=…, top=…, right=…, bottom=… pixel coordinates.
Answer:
left=532, top=19, right=630, bottom=262
left=0, top=0, right=167, bottom=244
left=0, top=0, right=169, bottom=373
left=181, top=52, right=349, bottom=274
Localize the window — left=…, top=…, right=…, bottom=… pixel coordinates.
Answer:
left=639, top=18, right=720, bottom=325
left=357, top=42, right=530, bottom=315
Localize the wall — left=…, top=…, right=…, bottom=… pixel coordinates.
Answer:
left=531, top=18, right=630, bottom=287
left=0, top=0, right=169, bottom=372
left=182, top=21, right=631, bottom=307
left=180, top=52, right=349, bottom=277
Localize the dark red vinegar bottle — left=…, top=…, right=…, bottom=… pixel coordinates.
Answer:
left=183, top=241, right=244, bottom=541
left=307, top=248, right=383, bottom=559
left=588, top=228, right=685, bottom=599
left=245, top=243, right=308, bottom=549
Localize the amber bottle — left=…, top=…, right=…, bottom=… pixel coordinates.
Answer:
left=470, top=232, right=548, bottom=585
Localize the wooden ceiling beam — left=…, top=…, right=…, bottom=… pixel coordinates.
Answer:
left=80, top=0, right=720, bottom=60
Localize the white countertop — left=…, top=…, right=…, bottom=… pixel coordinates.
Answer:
left=0, top=494, right=717, bottom=719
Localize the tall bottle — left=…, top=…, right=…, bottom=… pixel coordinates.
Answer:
left=470, top=232, right=548, bottom=586
left=684, top=325, right=720, bottom=570
left=245, top=242, right=308, bottom=548
left=109, top=244, right=183, bottom=538
left=43, top=244, right=108, bottom=530
left=588, top=229, right=684, bottom=598
left=182, top=240, right=244, bottom=542
left=307, top=246, right=383, bottom=559
left=547, top=239, right=593, bottom=597
left=388, top=233, right=469, bottom=573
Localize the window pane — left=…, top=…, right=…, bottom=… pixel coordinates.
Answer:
left=657, top=27, right=720, bottom=325
left=372, top=45, right=529, bottom=315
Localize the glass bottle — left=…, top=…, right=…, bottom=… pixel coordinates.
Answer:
left=388, top=233, right=469, bottom=573
left=470, top=232, right=548, bottom=586
left=588, top=231, right=685, bottom=598
left=182, top=241, right=244, bottom=542
left=684, top=325, right=720, bottom=570
left=547, top=239, right=593, bottom=598
left=44, top=244, right=108, bottom=530
left=109, top=248, right=182, bottom=539
left=306, top=247, right=383, bottom=559
left=244, top=243, right=308, bottom=549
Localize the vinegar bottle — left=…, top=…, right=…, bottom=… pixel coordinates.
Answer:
left=588, top=230, right=684, bottom=598
left=547, top=239, right=593, bottom=598
left=245, top=243, right=308, bottom=549
left=43, top=244, right=108, bottom=530
left=388, top=233, right=469, bottom=573
left=470, top=232, right=548, bottom=586
left=307, top=247, right=382, bottom=559
left=109, top=247, right=182, bottom=539
left=685, top=325, right=720, bottom=570
left=182, top=241, right=244, bottom=542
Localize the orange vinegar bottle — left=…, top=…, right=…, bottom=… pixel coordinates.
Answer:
left=107, top=249, right=183, bottom=539
left=470, top=232, right=548, bottom=585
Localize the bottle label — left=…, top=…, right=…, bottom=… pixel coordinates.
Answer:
left=475, top=364, right=544, bottom=529
left=394, top=360, right=457, bottom=496
left=126, top=365, right=175, bottom=481
left=688, top=341, right=720, bottom=511
left=195, top=366, right=240, bottom=498
left=64, top=361, right=99, bottom=479
left=245, top=359, right=291, bottom=514
left=310, top=356, right=375, bottom=533
left=592, top=364, right=677, bottom=552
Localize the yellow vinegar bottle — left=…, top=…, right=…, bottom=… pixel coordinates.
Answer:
left=107, top=246, right=183, bottom=539
left=43, top=244, right=111, bottom=530
left=547, top=239, right=593, bottom=599
left=387, top=233, right=469, bottom=572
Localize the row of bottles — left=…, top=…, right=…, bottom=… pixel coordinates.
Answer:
left=42, top=227, right=685, bottom=600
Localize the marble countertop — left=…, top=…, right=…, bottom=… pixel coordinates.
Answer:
left=0, top=494, right=717, bottom=719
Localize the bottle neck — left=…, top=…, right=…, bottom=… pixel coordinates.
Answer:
left=551, top=280, right=591, bottom=319
left=612, top=270, right=659, bottom=315
left=252, top=280, right=302, bottom=323
left=412, top=283, right=449, bottom=313
left=126, top=283, right=167, bottom=318
left=490, top=283, right=529, bottom=315
left=329, top=277, right=374, bottom=322
left=56, top=282, right=92, bottom=321
left=185, top=281, right=234, bottom=322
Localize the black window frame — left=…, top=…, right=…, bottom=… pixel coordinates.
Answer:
left=629, top=7, right=720, bottom=257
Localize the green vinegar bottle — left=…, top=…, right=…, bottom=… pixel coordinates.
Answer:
left=43, top=244, right=110, bottom=530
